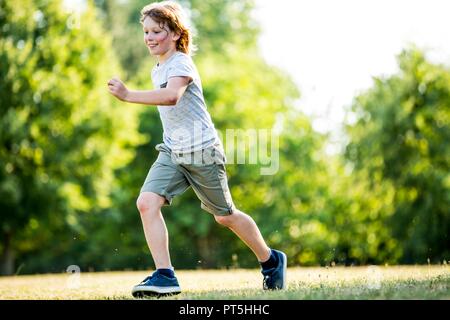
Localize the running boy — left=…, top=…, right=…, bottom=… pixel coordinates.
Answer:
left=107, top=1, right=286, bottom=297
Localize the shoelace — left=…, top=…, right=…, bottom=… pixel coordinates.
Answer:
left=139, top=269, right=165, bottom=285
left=140, top=275, right=153, bottom=285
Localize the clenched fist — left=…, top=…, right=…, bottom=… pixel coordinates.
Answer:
left=107, top=77, right=129, bottom=101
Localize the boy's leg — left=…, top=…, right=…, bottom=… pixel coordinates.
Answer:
left=178, top=143, right=287, bottom=289
left=132, top=193, right=182, bottom=299
left=138, top=143, right=191, bottom=270
left=182, top=160, right=287, bottom=290
left=215, top=209, right=287, bottom=290
left=178, top=146, right=271, bottom=263
left=214, top=210, right=271, bottom=263
left=136, top=191, right=173, bottom=269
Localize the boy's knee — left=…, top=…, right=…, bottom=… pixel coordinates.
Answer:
left=214, top=214, right=235, bottom=227
left=136, top=192, right=165, bottom=213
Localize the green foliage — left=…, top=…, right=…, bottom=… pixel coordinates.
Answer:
left=93, top=0, right=151, bottom=79
left=0, top=0, right=144, bottom=274
left=188, top=0, right=259, bottom=56
left=324, top=162, right=401, bottom=265
left=2, top=0, right=448, bottom=275
left=345, top=47, right=450, bottom=263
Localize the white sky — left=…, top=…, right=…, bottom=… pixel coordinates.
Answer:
left=253, top=0, right=450, bottom=151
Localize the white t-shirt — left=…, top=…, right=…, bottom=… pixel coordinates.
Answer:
left=151, top=52, right=219, bottom=153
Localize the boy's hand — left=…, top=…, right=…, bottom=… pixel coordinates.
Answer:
left=107, top=77, right=129, bottom=101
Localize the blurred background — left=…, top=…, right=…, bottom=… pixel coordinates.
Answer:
left=0, top=0, right=449, bottom=276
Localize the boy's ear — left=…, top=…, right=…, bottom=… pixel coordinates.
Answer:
left=172, top=32, right=181, bottom=42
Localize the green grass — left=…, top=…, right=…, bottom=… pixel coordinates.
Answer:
left=1, top=266, right=449, bottom=300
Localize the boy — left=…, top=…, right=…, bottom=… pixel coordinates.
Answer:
left=107, top=1, right=286, bottom=297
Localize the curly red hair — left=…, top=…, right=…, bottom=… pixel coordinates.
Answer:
left=140, top=1, right=193, bottom=55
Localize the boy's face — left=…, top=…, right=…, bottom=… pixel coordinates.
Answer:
left=142, top=16, right=179, bottom=57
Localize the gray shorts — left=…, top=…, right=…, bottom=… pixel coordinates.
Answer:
left=140, top=142, right=235, bottom=216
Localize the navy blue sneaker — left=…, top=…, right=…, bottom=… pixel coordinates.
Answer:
left=261, top=249, right=287, bottom=290
left=132, top=270, right=181, bottom=298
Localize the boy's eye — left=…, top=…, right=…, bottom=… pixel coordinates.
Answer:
left=144, top=30, right=161, bottom=35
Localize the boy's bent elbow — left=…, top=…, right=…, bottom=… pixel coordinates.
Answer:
left=163, top=90, right=180, bottom=105
left=167, top=95, right=179, bottom=105
left=158, top=97, right=177, bottom=106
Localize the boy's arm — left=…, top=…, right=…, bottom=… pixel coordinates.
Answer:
left=107, top=76, right=191, bottom=106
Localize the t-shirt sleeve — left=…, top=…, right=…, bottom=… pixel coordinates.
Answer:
left=167, top=55, right=196, bottom=81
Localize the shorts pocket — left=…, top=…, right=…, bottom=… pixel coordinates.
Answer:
left=201, top=144, right=226, bottom=165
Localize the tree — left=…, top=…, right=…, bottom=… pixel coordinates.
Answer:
left=345, top=47, right=450, bottom=263
left=0, top=0, right=143, bottom=274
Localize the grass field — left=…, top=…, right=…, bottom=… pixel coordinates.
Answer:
left=1, top=266, right=449, bottom=300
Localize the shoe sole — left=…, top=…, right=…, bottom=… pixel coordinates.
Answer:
left=280, top=251, right=287, bottom=289
left=132, top=285, right=181, bottom=298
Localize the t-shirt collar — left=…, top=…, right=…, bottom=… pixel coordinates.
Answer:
left=156, top=51, right=181, bottom=68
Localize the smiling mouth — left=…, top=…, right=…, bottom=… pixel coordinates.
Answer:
left=147, top=43, right=158, bottom=48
